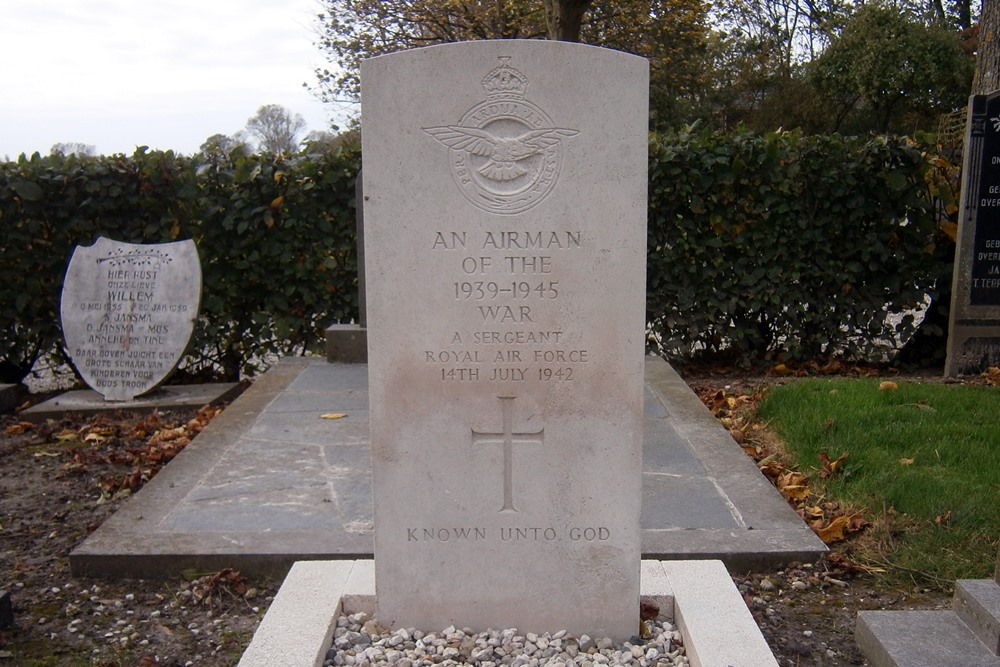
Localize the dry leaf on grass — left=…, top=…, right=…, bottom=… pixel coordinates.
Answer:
left=818, top=451, right=849, bottom=478
left=812, top=511, right=869, bottom=545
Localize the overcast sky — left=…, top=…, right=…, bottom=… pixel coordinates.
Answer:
left=1, top=0, right=348, bottom=159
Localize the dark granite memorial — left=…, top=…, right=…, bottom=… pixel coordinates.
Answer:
left=947, top=91, right=1000, bottom=375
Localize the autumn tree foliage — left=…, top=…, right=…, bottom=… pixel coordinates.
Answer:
left=312, top=1, right=975, bottom=135
left=312, top=0, right=546, bottom=106
left=311, top=0, right=712, bottom=125
left=810, top=4, right=974, bottom=133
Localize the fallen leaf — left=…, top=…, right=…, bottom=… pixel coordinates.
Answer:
left=935, top=511, right=952, bottom=527
left=813, top=510, right=868, bottom=544
left=815, top=516, right=851, bottom=543
left=781, top=485, right=811, bottom=501
left=818, top=451, right=849, bottom=478
left=5, top=421, right=33, bottom=435
left=320, top=413, right=347, bottom=420
left=879, top=381, right=898, bottom=391
left=149, top=426, right=188, bottom=444
left=33, top=451, right=60, bottom=458
left=54, top=430, right=79, bottom=442
left=778, top=470, right=810, bottom=488
left=801, top=505, right=825, bottom=519
left=899, top=457, right=915, bottom=465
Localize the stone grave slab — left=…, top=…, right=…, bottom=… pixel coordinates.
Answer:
left=362, top=40, right=648, bottom=639
left=60, top=237, right=201, bottom=400
left=947, top=91, right=1000, bottom=375
left=20, top=382, right=241, bottom=423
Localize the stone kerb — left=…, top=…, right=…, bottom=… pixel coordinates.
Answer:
left=60, top=237, right=201, bottom=401
left=361, top=40, right=648, bottom=640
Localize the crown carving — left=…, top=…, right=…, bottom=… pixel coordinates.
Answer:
left=482, top=59, right=527, bottom=100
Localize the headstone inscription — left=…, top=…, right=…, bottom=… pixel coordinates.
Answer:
left=362, top=41, right=648, bottom=639
left=60, top=237, right=201, bottom=401
left=947, top=91, right=1000, bottom=375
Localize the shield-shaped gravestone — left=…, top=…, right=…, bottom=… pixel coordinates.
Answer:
left=60, top=237, right=201, bottom=401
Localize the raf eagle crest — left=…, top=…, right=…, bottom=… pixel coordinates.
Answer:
left=423, top=58, right=578, bottom=215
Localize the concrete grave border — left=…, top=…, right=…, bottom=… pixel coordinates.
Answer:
left=238, top=559, right=778, bottom=667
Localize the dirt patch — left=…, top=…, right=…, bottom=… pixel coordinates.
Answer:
left=0, top=405, right=277, bottom=666
left=732, top=561, right=950, bottom=666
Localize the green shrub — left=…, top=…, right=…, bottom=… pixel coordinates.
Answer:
left=0, top=131, right=952, bottom=384
left=646, top=127, right=950, bottom=366
left=0, top=148, right=360, bottom=383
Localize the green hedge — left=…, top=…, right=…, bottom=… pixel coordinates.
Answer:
left=0, top=131, right=953, bottom=384
left=646, top=128, right=952, bottom=366
left=0, top=148, right=360, bottom=384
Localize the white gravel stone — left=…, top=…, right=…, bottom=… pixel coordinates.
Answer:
left=323, top=615, right=685, bottom=667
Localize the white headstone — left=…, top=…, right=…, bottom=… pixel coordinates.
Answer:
left=362, top=40, right=648, bottom=639
left=60, top=237, right=201, bottom=401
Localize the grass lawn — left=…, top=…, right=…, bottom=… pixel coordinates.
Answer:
left=759, top=377, right=1000, bottom=584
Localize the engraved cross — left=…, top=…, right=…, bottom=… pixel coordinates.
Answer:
left=471, top=396, right=544, bottom=513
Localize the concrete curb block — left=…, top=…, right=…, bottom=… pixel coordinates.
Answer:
left=955, top=579, right=1000, bottom=654
left=661, top=560, right=779, bottom=667
left=239, top=559, right=777, bottom=667
left=239, top=561, right=356, bottom=667
left=857, top=609, right=1000, bottom=667
left=640, top=560, right=675, bottom=623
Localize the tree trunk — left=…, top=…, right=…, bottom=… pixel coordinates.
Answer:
left=542, top=0, right=592, bottom=41
left=957, top=0, right=973, bottom=30
left=974, top=1, right=1000, bottom=94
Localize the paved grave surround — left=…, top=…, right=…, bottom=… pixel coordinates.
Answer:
left=69, top=357, right=826, bottom=579
left=60, top=237, right=201, bottom=400
left=70, top=357, right=826, bottom=578
left=947, top=91, right=1000, bottom=375
left=361, top=40, right=649, bottom=639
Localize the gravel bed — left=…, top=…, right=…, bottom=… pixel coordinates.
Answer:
left=325, top=612, right=687, bottom=667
